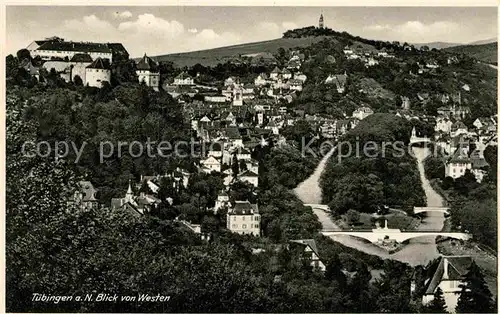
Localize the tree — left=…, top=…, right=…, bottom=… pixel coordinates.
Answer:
left=16, top=49, right=31, bottom=61
left=425, top=287, right=447, bottom=313
left=345, top=209, right=360, bottom=225
left=73, top=75, right=83, bottom=86
left=231, top=153, right=239, bottom=177
left=456, top=262, right=494, bottom=313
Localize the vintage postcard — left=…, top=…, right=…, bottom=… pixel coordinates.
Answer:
left=4, top=4, right=498, bottom=313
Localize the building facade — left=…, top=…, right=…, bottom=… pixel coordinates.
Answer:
left=227, top=201, right=261, bottom=236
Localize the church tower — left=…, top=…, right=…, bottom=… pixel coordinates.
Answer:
left=319, top=13, right=324, bottom=28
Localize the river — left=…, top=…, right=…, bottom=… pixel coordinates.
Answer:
left=294, top=146, right=445, bottom=266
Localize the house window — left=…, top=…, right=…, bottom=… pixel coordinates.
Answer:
left=254, top=224, right=259, bottom=229
left=242, top=224, right=246, bottom=229
left=232, top=224, right=237, bottom=228
left=255, top=216, right=259, bottom=221
left=242, top=216, right=245, bottom=221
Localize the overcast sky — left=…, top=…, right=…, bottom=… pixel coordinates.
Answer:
left=6, top=6, right=497, bottom=58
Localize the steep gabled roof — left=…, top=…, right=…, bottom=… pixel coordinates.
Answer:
left=230, top=200, right=259, bottom=215
left=136, top=54, right=159, bottom=72
left=70, top=53, right=93, bottom=63
left=271, top=66, right=281, bottom=74
left=86, top=57, right=111, bottom=70
left=290, top=239, right=321, bottom=258
left=175, top=71, right=193, bottom=80
left=424, top=256, right=473, bottom=295
left=37, top=41, right=112, bottom=53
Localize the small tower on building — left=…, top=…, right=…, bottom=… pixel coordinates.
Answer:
left=319, top=13, right=324, bottom=28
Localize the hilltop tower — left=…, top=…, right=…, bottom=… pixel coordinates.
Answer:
left=319, top=13, right=324, bottom=28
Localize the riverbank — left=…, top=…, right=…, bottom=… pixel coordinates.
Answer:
left=294, top=146, right=447, bottom=267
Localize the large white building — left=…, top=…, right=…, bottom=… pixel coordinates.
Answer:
left=227, top=201, right=261, bottom=236
left=85, top=57, right=111, bottom=88
left=27, top=37, right=129, bottom=63
left=136, top=54, right=160, bottom=91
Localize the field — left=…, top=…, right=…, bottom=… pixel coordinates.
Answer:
left=147, top=36, right=329, bottom=67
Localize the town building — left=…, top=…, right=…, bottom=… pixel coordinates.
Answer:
left=214, top=190, right=230, bottom=212
left=352, top=106, right=374, bottom=120
left=445, top=148, right=471, bottom=179
left=270, top=67, right=281, bottom=80
left=173, top=72, right=195, bottom=86
left=110, top=181, right=161, bottom=216
left=435, top=116, right=454, bottom=134
left=412, top=256, right=473, bottom=312
left=289, top=239, right=326, bottom=272
left=325, top=73, right=347, bottom=93
left=226, top=200, right=261, bottom=236
left=200, top=156, right=221, bottom=173
left=85, top=57, right=111, bottom=88
left=254, top=73, right=269, bottom=86
left=136, top=54, right=160, bottom=91
left=69, top=53, right=93, bottom=83
left=238, top=170, right=259, bottom=187
left=73, top=181, right=99, bottom=211
left=27, top=37, right=128, bottom=63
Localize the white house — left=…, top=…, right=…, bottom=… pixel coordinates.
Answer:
left=224, top=76, right=239, bottom=87
left=289, top=239, right=326, bottom=272
left=325, top=73, right=347, bottom=93
left=435, top=116, right=454, bottom=134
left=270, top=67, right=281, bottom=80
left=282, top=68, right=292, bottom=79
left=366, top=57, right=379, bottom=67
left=294, top=72, right=307, bottom=82
left=136, top=54, right=160, bottom=91
left=445, top=148, right=471, bottom=179
left=236, top=147, right=252, bottom=160
left=238, top=170, right=259, bottom=187
left=450, top=121, right=468, bottom=138
left=352, top=106, right=374, bottom=120
left=200, top=156, right=221, bottom=173
left=254, top=73, right=269, bottom=86
left=85, top=57, right=111, bottom=88
left=413, top=256, right=473, bottom=312
left=226, top=201, right=261, bottom=236
left=173, top=72, right=194, bottom=86
left=204, top=95, right=227, bottom=103
left=232, top=86, right=243, bottom=107
left=214, top=190, right=230, bottom=212
left=289, top=79, right=303, bottom=91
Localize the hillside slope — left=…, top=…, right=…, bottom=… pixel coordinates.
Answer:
left=149, top=37, right=328, bottom=67
left=443, top=42, right=498, bottom=65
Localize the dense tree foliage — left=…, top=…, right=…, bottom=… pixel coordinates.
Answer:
left=456, top=262, right=494, bottom=313
left=321, top=114, right=426, bottom=215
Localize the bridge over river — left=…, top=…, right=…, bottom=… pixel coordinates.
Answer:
left=294, top=146, right=461, bottom=266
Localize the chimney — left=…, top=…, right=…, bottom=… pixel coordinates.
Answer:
left=443, top=257, right=449, bottom=279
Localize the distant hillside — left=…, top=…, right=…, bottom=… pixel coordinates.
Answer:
left=443, top=42, right=498, bottom=65
left=413, top=42, right=461, bottom=50
left=148, top=37, right=328, bottom=67
left=468, top=38, right=497, bottom=45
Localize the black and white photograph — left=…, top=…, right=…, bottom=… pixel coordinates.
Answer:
left=4, top=4, right=499, bottom=313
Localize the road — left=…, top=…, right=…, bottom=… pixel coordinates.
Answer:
left=294, top=146, right=445, bottom=266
